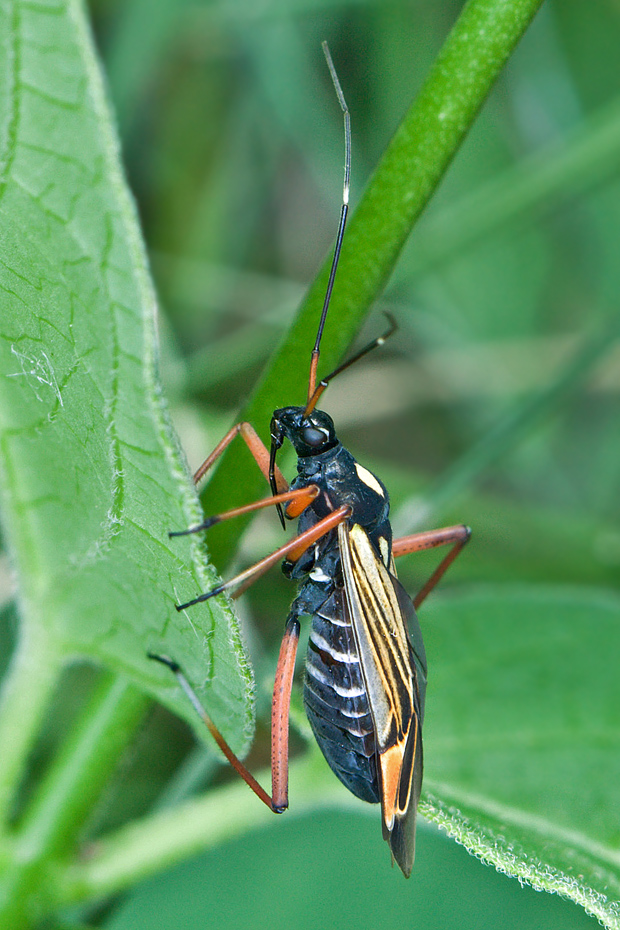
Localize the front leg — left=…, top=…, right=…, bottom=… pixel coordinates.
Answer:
left=193, top=421, right=287, bottom=492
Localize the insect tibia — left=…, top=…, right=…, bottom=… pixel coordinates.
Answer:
left=148, top=652, right=181, bottom=674
left=168, top=516, right=218, bottom=538
left=176, top=585, right=223, bottom=611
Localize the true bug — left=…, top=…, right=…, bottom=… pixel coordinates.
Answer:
left=152, top=44, right=470, bottom=877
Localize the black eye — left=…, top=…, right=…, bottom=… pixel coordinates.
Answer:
left=302, top=426, right=326, bottom=447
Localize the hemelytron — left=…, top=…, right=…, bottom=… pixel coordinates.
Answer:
left=151, top=43, right=470, bottom=877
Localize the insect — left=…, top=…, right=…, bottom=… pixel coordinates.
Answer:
left=151, top=44, right=470, bottom=877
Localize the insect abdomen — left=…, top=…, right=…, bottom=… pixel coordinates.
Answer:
left=303, top=589, right=380, bottom=804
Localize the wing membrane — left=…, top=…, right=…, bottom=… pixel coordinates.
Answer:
left=338, top=522, right=426, bottom=877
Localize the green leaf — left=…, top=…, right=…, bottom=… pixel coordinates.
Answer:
left=0, top=0, right=252, bottom=808
left=422, top=586, right=620, bottom=928
left=105, top=812, right=597, bottom=930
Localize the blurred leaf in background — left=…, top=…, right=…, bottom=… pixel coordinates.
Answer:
left=93, top=0, right=620, bottom=924
left=1, top=0, right=620, bottom=926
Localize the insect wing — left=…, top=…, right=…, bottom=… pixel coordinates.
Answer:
left=338, top=522, right=426, bottom=877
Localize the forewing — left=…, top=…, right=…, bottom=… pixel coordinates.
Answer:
left=338, top=522, right=425, bottom=877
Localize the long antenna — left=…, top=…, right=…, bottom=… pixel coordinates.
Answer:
left=304, top=313, right=397, bottom=415
left=307, top=42, right=351, bottom=403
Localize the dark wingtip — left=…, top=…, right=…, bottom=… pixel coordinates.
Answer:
left=387, top=817, right=415, bottom=878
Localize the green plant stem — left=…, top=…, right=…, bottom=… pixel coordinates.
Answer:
left=16, top=674, right=148, bottom=857
left=0, top=627, right=63, bottom=830
left=0, top=674, right=148, bottom=930
left=56, top=751, right=354, bottom=907
left=200, top=0, right=546, bottom=565
left=175, top=89, right=620, bottom=397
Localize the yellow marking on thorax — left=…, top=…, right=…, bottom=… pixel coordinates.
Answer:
left=355, top=463, right=384, bottom=497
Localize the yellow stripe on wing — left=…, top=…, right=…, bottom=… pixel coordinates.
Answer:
left=338, top=521, right=423, bottom=877
left=338, top=523, right=414, bottom=747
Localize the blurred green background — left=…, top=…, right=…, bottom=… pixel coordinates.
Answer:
left=107, top=813, right=596, bottom=930
left=93, top=0, right=620, bottom=599
left=44, top=0, right=620, bottom=925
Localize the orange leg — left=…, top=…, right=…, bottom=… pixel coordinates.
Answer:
left=392, top=524, right=471, bottom=609
left=170, top=485, right=320, bottom=537
left=176, top=505, right=351, bottom=610
left=193, top=421, right=287, bottom=493
left=150, top=615, right=300, bottom=813
left=270, top=617, right=300, bottom=811
left=155, top=504, right=354, bottom=811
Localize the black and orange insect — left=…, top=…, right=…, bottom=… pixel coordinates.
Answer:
left=151, top=44, right=470, bottom=877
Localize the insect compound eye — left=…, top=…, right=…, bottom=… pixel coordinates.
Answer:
left=301, top=426, right=327, bottom=448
